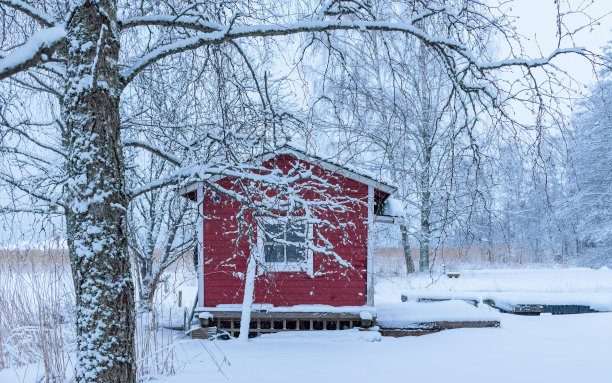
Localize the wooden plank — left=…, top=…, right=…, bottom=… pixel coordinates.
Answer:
left=513, top=304, right=543, bottom=314
left=380, top=320, right=500, bottom=337
left=484, top=298, right=599, bottom=315
left=484, top=299, right=542, bottom=315
left=200, top=310, right=374, bottom=320
left=446, top=272, right=460, bottom=278
left=434, top=320, right=500, bottom=330
left=541, top=304, right=596, bottom=315
left=380, top=328, right=439, bottom=337
left=416, top=297, right=479, bottom=307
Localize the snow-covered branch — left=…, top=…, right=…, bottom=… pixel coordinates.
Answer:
left=119, top=20, right=462, bottom=87
left=120, top=17, right=590, bottom=89
left=0, top=172, right=63, bottom=206
left=123, top=138, right=182, bottom=166
left=0, top=116, right=66, bottom=157
left=0, top=0, right=55, bottom=26
left=118, top=15, right=223, bottom=33
left=475, top=47, right=589, bottom=71
left=0, top=26, right=65, bottom=81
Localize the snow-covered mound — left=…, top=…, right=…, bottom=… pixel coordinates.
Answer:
left=377, top=300, right=500, bottom=329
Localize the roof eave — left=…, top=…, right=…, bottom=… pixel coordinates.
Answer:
left=276, top=146, right=397, bottom=196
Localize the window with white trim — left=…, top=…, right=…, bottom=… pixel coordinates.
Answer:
left=258, top=222, right=313, bottom=274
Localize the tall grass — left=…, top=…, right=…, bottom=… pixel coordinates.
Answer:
left=373, top=246, right=561, bottom=278
left=0, top=249, right=191, bottom=382
left=0, top=249, right=74, bottom=383
left=134, top=302, right=185, bottom=379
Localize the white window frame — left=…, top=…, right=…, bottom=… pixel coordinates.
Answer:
left=256, top=221, right=314, bottom=276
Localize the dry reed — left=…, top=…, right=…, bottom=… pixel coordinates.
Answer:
left=373, top=245, right=546, bottom=277
left=0, top=249, right=74, bottom=383
left=0, top=248, right=189, bottom=382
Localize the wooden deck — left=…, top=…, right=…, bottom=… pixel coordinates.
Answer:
left=402, top=292, right=604, bottom=316
left=415, top=297, right=479, bottom=307
left=483, top=299, right=598, bottom=315
left=193, top=309, right=375, bottom=339
left=401, top=293, right=480, bottom=307
left=379, top=320, right=500, bottom=337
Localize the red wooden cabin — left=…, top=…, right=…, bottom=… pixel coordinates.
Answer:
left=181, top=145, right=397, bottom=337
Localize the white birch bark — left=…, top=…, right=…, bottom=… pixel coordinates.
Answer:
left=238, top=245, right=258, bottom=341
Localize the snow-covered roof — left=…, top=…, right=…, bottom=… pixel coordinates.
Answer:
left=382, top=198, right=404, bottom=217
left=179, top=144, right=398, bottom=197
left=275, top=144, right=397, bottom=196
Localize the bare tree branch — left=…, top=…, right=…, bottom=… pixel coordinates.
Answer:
left=0, top=0, right=55, bottom=26
left=123, top=138, right=182, bottom=166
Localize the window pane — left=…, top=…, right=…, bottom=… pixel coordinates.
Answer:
left=286, top=245, right=305, bottom=262
left=263, top=223, right=307, bottom=264
left=286, top=224, right=306, bottom=243
left=264, top=245, right=284, bottom=262
left=264, top=224, right=281, bottom=240
left=286, top=224, right=306, bottom=262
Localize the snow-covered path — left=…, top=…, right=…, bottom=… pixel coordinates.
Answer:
left=159, top=311, right=612, bottom=383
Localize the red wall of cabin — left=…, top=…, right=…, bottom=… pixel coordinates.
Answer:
left=201, top=155, right=369, bottom=307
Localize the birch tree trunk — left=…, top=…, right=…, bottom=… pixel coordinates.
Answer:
left=417, top=41, right=432, bottom=273
left=418, top=172, right=432, bottom=273
left=239, top=248, right=257, bottom=341
left=63, top=1, right=135, bottom=382
left=400, top=224, right=416, bottom=274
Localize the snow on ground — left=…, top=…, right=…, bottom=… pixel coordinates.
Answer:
left=3, top=267, right=612, bottom=382
left=157, top=267, right=612, bottom=383
left=155, top=311, right=612, bottom=383
left=3, top=311, right=612, bottom=382
left=480, top=292, right=612, bottom=311
left=383, top=267, right=612, bottom=315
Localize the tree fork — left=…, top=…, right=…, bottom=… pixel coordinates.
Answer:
left=63, top=1, right=135, bottom=382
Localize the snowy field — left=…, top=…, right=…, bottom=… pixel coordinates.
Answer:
left=156, top=312, right=612, bottom=383
left=157, top=267, right=612, bottom=383
left=2, top=267, right=612, bottom=382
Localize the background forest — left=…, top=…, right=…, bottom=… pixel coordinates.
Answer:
left=0, top=1, right=611, bottom=382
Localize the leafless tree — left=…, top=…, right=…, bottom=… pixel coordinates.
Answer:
left=294, top=0, right=605, bottom=273
left=0, top=0, right=604, bottom=381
